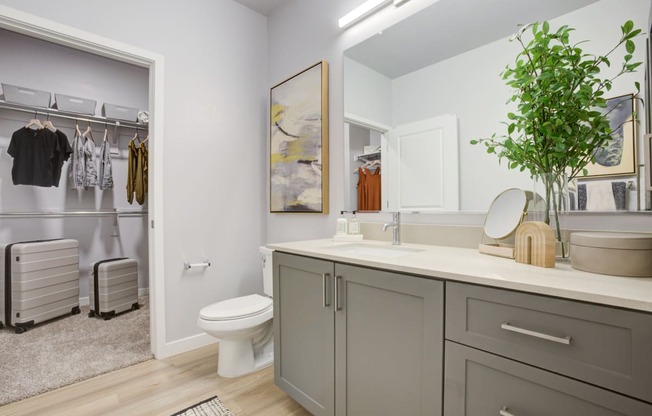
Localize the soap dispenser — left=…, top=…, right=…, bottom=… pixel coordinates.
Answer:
left=349, top=211, right=360, bottom=235
left=336, top=211, right=348, bottom=235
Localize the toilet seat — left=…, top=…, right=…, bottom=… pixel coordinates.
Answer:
left=199, top=294, right=272, bottom=321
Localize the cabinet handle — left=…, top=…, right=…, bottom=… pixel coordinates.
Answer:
left=322, top=273, right=330, bottom=308
left=500, top=322, right=572, bottom=345
left=335, top=275, right=342, bottom=311
left=499, top=406, right=516, bottom=416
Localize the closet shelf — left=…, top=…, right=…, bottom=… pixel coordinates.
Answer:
left=355, top=151, right=381, bottom=162
left=0, top=209, right=147, bottom=218
left=0, top=100, right=148, bottom=130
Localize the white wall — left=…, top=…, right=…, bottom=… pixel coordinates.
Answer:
left=0, top=28, right=150, bottom=298
left=343, top=56, right=393, bottom=125
left=268, top=0, right=652, bottom=243
left=0, top=0, right=268, bottom=346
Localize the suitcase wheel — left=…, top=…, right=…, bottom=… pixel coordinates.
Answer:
left=132, top=303, right=140, bottom=311
left=88, top=311, right=96, bottom=318
left=0, top=321, right=3, bottom=330
left=15, top=326, right=25, bottom=334
left=71, top=306, right=81, bottom=315
left=103, top=315, right=112, bottom=321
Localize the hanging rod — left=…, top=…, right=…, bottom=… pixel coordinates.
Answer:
left=0, top=209, right=147, bottom=218
left=0, top=100, right=148, bottom=130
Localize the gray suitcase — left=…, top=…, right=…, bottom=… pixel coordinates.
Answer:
left=89, top=258, right=139, bottom=320
left=0, top=239, right=80, bottom=333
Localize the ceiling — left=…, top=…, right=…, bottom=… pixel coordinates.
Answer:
left=344, top=0, right=599, bottom=79
left=233, top=0, right=294, bottom=16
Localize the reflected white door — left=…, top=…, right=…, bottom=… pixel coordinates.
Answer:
left=386, top=114, right=459, bottom=212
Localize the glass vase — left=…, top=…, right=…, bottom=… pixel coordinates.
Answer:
left=529, top=172, right=570, bottom=258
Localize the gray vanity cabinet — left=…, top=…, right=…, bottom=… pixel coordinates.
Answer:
left=273, top=252, right=444, bottom=416
left=444, top=282, right=652, bottom=415
left=334, top=263, right=443, bottom=416
left=273, top=253, right=335, bottom=416
left=445, top=341, right=652, bottom=416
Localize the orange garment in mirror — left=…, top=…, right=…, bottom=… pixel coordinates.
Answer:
left=357, top=167, right=381, bottom=211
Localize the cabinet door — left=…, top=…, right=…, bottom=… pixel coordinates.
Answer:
left=444, top=341, right=652, bottom=416
left=335, top=264, right=444, bottom=416
left=274, top=253, right=335, bottom=416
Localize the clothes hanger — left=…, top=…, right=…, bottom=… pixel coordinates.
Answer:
left=75, top=120, right=82, bottom=136
left=103, top=123, right=109, bottom=142
left=130, top=127, right=140, bottom=144
left=82, top=121, right=95, bottom=143
left=141, top=133, right=150, bottom=144
left=43, top=113, right=57, bottom=132
left=25, top=111, right=44, bottom=130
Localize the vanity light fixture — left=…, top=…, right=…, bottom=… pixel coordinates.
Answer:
left=338, top=0, right=391, bottom=28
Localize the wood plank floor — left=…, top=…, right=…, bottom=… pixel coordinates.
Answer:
left=1, top=344, right=311, bottom=416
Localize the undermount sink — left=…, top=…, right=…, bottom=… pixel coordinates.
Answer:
left=323, top=243, right=424, bottom=258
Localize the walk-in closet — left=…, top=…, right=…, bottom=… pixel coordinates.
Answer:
left=0, top=27, right=152, bottom=404
left=344, top=121, right=385, bottom=212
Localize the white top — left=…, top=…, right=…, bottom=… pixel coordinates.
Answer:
left=267, top=239, right=652, bottom=312
left=199, top=294, right=272, bottom=321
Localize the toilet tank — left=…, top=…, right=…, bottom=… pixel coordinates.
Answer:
left=260, top=246, right=274, bottom=297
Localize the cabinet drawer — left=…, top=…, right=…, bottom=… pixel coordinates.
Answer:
left=444, top=341, right=652, bottom=416
left=446, top=282, right=652, bottom=402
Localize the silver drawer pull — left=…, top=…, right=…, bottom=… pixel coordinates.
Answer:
left=335, top=275, right=343, bottom=311
left=322, top=273, right=330, bottom=308
left=499, top=405, right=516, bottom=416
left=501, top=322, right=572, bottom=345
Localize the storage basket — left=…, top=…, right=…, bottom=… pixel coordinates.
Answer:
left=2, top=83, right=51, bottom=107
left=53, top=93, right=96, bottom=115
left=102, top=103, right=139, bottom=122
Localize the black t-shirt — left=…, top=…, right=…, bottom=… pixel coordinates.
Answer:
left=7, top=127, right=60, bottom=187
left=52, top=130, right=73, bottom=187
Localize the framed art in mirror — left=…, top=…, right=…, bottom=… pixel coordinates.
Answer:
left=583, top=94, right=637, bottom=178
left=270, top=61, right=329, bottom=213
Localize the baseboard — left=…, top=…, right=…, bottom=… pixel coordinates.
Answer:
left=159, top=333, right=217, bottom=358
left=79, top=288, right=150, bottom=306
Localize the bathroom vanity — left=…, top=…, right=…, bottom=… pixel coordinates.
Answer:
left=268, top=239, right=652, bottom=416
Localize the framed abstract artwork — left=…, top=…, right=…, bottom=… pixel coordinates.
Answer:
left=270, top=61, right=329, bottom=213
left=583, top=93, right=637, bottom=178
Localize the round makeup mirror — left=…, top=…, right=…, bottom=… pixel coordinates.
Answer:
left=484, top=188, right=528, bottom=240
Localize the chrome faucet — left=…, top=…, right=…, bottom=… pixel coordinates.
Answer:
left=382, top=212, right=401, bottom=245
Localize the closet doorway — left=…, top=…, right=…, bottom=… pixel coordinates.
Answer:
left=0, top=7, right=165, bottom=358
left=344, top=115, right=389, bottom=213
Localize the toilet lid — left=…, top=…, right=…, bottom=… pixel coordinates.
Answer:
left=199, top=294, right=272, bottom=321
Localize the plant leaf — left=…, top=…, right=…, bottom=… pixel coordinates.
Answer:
left=626, top=40, right=635, bottom=53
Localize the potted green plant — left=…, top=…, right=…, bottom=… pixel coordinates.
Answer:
left=472, top=20, right=642, bottom=256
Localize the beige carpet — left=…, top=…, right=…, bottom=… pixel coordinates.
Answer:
left=0, top=296, right=152, bottom=405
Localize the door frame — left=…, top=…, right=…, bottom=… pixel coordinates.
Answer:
left=0, top=6, right=167, bottom=357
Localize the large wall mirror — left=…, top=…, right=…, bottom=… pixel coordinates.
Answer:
left=343, top=0, right=651, bottom=214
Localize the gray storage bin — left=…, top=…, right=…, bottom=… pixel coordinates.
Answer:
left=53, top=93, right=96, bottom=115
left=1, top=83, right=51, bottom=107
left=102, top=103, right=139, bottom=121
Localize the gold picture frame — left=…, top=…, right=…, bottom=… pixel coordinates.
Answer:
left=270, top=61, right=329, bottom=213
left=583, top=93, right=637, bottom=178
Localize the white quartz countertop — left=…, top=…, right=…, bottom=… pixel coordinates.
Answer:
left=267, top=239, right=652, bottom=313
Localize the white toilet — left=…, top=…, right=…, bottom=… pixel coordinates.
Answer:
left=197, top=246, right=274, bottom=378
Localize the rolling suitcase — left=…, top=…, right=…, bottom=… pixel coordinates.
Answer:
left=0, top=239, right=80, bottom=333
left=89, top=258, right=139, bottom=320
